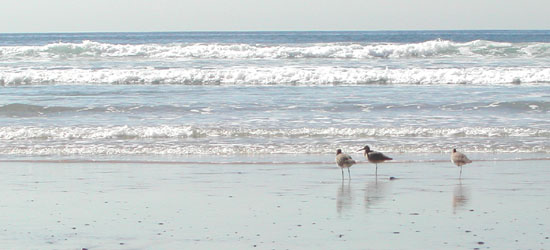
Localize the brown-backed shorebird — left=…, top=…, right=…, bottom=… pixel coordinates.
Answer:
left=335, top=149, right=356, bottom=180
left=359, top=145, right=392, bottom=176
left=451, top=148, right=472, bottom=177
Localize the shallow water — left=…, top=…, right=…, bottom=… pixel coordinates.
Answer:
left=1, top=85, right=549, bottom=158
left=1, top=31, right=549, bottom=159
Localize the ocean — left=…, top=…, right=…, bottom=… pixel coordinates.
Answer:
left=1, top=30, right=549, bottom=161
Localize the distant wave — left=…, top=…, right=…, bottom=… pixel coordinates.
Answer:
left=2, top=67, right=550, bottom=86
left=1, top=39, right=549, bottom=60
left=1, top=101, right=548, bottom=117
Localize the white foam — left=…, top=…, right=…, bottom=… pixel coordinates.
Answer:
left=1, top=66, right=550, bottom=86
left=1, top=125, right=548, bottom=140
left=1, top=40, right=549, bottom=60
left=0, top=141, right=548, bottom=156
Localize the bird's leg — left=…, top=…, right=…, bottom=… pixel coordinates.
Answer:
left=341, top=168, right=344, bottom=180
left=348, top=168, right=351, bottom=180
left=375, top=164, right=378, bottom=176
left=459, top=166, right=463, bottom=178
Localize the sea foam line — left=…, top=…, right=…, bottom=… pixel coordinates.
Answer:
left=1, top=157, right=549, bottom=165
left=2, top=67, right=550, bottom=85
left=1, top=39, right=549, bottom=59
left=0, top=142, right=548, bottom=155
left=1, top=126, right=548, bottom=140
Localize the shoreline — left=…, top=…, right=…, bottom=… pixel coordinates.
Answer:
left=1, top=154, right=549, bottom=165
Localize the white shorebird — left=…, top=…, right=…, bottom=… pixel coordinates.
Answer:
left=358, top=145, right=392, bottom=176
left=451, top=148, right=472, bottom=177
left=335, top=149, right=356, bottom=180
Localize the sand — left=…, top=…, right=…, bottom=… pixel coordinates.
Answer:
left=0, top=155, right=549, bottom=249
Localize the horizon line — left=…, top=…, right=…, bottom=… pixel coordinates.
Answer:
left=2, top=29, right=550, bottom=35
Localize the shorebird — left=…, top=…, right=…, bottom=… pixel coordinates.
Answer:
left=451, top=148, right=472, bottom=177
left=358, top=145, right=392, bottom=175
left=335, top=149, right=356, bottom=180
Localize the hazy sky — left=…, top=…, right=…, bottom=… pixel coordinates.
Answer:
left=1, top=0, right=549, bottom=33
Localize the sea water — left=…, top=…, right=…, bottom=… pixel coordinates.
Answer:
left=0, top=31, right=549, bottom=161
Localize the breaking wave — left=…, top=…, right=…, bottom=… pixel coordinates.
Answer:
left=1, top=39, right=549, bottom=60
left=1, top=126, right=549, bottom=155
left=2, top=67, right=550, bottom=86
left=1, top=126, right=549, bottom=140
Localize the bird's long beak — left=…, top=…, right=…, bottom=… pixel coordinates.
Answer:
left=357, top=148, right=365, bottom=152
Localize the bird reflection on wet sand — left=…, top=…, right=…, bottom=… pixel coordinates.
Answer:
left=453, top=180, right=470, bottom=213
left=336, top=178, right=392, bottom=214
left=364, top=178, right=389, bottom=212
left=336, top=179, right=352, bottom=215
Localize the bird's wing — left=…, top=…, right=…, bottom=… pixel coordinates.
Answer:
left=462, top=153, right=472, bottom=163
left=453, top=152, right=472, bottom=163
left=337, top=153, right=356, bottom=165
left=344, top=154, right=356, bottom=164
left=371, top=151, right=392, bottom=160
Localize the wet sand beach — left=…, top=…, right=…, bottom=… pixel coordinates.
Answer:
left=0, top=155, right=549, bottom=249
